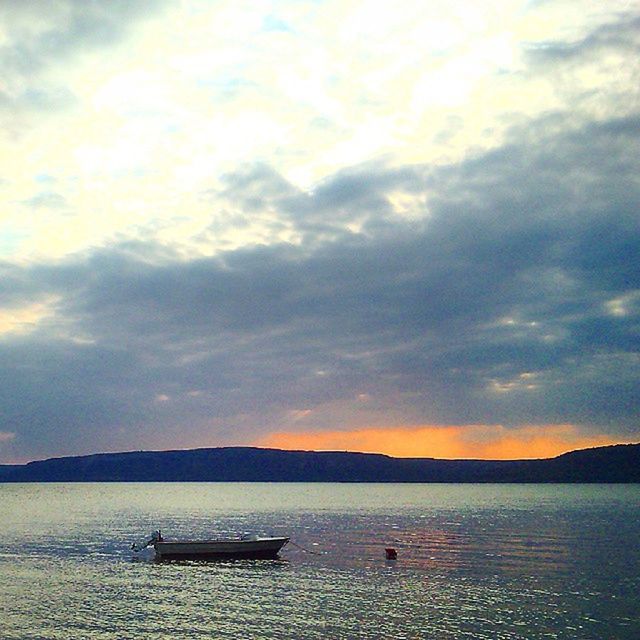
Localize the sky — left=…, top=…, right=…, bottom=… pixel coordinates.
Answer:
left=0, top=0, right=639, bottom=463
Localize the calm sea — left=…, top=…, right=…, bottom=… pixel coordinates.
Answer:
left=0, top=483, right=638, bottom=639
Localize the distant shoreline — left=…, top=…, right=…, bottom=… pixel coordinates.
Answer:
left=0, top=443, right=638, bottom=483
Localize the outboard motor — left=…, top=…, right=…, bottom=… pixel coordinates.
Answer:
left=131, top=530, right=162, bottom=552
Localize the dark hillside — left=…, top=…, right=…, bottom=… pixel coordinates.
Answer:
left=0, top=443, right=637, bottom=482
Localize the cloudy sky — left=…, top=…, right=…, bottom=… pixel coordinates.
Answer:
left=1, top=0, right=638, bottom=463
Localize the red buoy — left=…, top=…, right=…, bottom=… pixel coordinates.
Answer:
left=385, top=547, right=397, bottom=560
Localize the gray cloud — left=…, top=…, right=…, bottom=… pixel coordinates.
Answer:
left=524, top=13, right=640, bottom=64
left=0, top=1, right=169, bottom=68
left=212, top=161, right=425, bottom=251
left=21, top=191, right=70, bottom=210
left=1, top=108, right=638, bottom=461
left=0, top=0, right=171, bottom=134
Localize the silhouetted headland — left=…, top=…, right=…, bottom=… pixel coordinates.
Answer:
left=0, top=443, right=638, bottom=483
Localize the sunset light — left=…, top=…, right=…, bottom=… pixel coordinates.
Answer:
left=260, top=424, right=625, bottom=460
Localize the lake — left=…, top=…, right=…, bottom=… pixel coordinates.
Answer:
left=0, top=483, right=638, bottom=639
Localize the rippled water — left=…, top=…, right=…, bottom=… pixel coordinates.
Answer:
left=0, top=483, right=638, bottom=639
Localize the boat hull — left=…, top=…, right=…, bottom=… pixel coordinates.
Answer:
left=153, top=537, right=289, bottom=561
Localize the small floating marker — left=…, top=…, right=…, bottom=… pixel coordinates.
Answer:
left=385, top=547, right=397, bottom=560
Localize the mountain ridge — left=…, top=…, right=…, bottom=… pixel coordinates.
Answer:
left=0, top=443, right=638, bottom=483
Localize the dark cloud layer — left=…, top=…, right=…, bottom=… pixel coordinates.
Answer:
left=524, top=13, right=640, bottom=64
left=1, top=111, right=638, bottom=461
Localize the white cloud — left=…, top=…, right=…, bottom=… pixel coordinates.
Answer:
left=1, top=1, right=637, bottom=261
left=0, top=298, right=59, bottom=336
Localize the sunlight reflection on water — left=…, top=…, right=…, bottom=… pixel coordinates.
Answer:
left=0, top=483, right=638, bottom=639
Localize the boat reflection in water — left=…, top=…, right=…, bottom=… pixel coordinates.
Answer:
left=132, top=530, right=290, bottom=561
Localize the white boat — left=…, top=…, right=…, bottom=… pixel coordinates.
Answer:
left=132, top=531, right=289, bottom=561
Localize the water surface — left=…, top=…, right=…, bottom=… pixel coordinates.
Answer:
left=0, top=483, right=638, bottom=639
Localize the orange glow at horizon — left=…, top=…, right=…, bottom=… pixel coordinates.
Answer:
left=258, top=424, right=627, bottom=460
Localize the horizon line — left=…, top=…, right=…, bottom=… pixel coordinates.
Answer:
left=2, top=441, right=638, bottom=467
